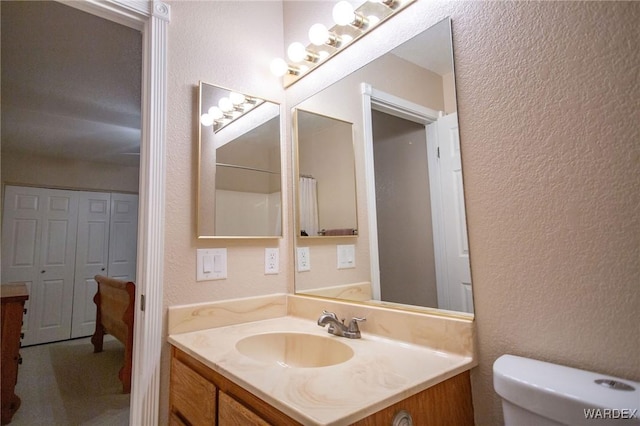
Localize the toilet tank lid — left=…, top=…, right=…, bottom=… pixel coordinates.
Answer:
left=494, top=355, right=640, bottom=425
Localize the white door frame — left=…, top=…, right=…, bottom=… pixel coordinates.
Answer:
left=58, top=1, right=169, bottom=424
left=360, top=83, right=449, bottom=304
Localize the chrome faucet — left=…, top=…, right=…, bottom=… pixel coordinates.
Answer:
left=317, top=310, right=366, bottom=339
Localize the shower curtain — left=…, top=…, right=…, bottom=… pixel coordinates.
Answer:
left=299, top=176, right=318, bottom=236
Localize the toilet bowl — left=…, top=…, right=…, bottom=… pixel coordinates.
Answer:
left=494, top=354, right=640, bottom=425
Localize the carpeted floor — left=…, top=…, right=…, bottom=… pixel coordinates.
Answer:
left=10, top=336, right=130, bottom=426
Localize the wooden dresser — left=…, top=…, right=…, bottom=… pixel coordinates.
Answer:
left=1, top=283, right=29, bottom=425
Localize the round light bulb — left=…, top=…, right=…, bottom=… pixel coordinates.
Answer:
left=270, top=57, right=288, bottom=77
left=332, top=1, right=355, bottom=26
left=207, top=106, right=223, bottom=120
left=308, top=23, right=329, bottom=46
left=218, top=97, right=233, bottom=112
left=287, top=42, right=308, bottom=63
left=318, top=50, right=330, bottom=60
left=200, top=113, right=214, bottom=127
left=229, top=92, right=245, bottom=105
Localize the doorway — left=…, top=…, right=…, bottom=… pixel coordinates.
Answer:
left=1, top=1, right=142, bottom=422
left=362, top=83, right=473, bottom=313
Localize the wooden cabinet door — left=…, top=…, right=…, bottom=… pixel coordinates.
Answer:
left=219, top=391, right=270, bottom=426
left=170, top=358, right=216, bottom=425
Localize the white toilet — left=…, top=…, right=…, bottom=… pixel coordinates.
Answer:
left=494, top=354, right=640, bottom=425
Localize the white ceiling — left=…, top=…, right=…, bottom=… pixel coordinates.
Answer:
left=1, top=1, right=142, bottom=167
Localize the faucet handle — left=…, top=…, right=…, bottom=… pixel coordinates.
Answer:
left=322, top=310, right=339, bottom=320
left=347, top=317, right=366, bottom=333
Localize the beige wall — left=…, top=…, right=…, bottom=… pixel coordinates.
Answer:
left=161, top=1, right=639, bottom=425
left=1, top=151, right=139, bottom=193
left=162, top=1, right=286, bottom=423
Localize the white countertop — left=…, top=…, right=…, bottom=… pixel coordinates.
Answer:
left=168, top=315, right=474, bottom=426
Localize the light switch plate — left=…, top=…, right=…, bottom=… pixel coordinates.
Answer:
left=265, top=248, right=279, bottom=275
left=337, top=244, right=356, bottom=269
left=197, top=248, right=227, bottom=281
left=297, top=247, right=311, bottom=272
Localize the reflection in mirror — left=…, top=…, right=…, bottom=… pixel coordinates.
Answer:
left=294, top=110, right=357, bottom=237
left=198, top=82, right=282, bottom=238
left=293, top=18, right=474, bottom=315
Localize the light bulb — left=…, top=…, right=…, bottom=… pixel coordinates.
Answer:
left=229, top=92, right=245, bottom=105
left=332, top=1, right=355, bottom=26
left=287, top=42, right=308, bottom=63
left=308, top=23, right=329, bottom=46
left=218, top=97, right=233, bottom=112
left=270, top=58, right=288, bottom=77
left=341, top=34, right=353, bottom=44
left=200, top=113, right=214, bottom=127
left=318, top=50, right=330, bottom=60
left=208, top=106, right=223, bottom=120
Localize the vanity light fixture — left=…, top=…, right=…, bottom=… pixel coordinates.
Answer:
left=332, top=1, right=367, bottom=28
left=200, top=90, right=264, bottom=133
left=270, top=0, right=415, bottom=87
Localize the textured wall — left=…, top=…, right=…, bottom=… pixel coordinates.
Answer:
left=451, top=2, right=640, bottom=423
left=162, top=1, right=286, bottom=422
left=161, top=1, right=639, bottom=424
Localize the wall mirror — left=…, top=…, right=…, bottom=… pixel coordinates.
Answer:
left=293, top=18, right=474, bottom=316
left=197, top=82, right=282, bottom=238
left=293, top=109, right=357, bottom=237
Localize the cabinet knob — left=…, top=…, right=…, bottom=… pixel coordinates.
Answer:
left=101, top=268, right=106, bottom=271
left=41, top=270, right=46, bottom=273
left=392, top=409, right=413, bottom=426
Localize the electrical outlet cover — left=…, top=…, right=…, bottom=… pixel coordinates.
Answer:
left=265, top=248, right=279, bottom=274
left=297, top=247, right=311, bottom=272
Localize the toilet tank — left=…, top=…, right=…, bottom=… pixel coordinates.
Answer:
left=494, top=355, right=640, bottom=426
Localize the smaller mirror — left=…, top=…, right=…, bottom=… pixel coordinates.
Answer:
left=294, top=109, right=357, bottom=237
left=198, top=82, right=282, bottom=238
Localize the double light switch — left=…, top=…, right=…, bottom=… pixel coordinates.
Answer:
left=197, top=248, right=227, bottom=281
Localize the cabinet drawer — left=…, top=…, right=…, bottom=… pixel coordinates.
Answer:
left=170, top=357, right=216, bottom=425
left=219, top=391, right=270, bottom=426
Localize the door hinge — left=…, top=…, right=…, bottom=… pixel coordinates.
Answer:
left=437, top=146, right=440, bottom=159
left=140, top=294, right=145, bottom=311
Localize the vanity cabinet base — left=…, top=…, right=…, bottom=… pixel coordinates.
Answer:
left=170, top=346, right=473, bottom=426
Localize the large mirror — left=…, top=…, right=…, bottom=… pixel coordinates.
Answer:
left=294, top=109, right=357, bottom=237
left=198, top=82, right=282, bottom=238
left=294, top=18, right=473, bottom=316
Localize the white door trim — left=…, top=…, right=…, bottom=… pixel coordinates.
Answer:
left=57, top=1, right=169, bottom=424
left=360, top=83, right=442, bottom=302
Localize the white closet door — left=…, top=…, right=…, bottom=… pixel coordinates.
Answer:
left=71, top=192, right=111, bottom=338
left=2, top=186, right=80, bottom=345
left=2, top=186, right=43, bottom=345
left=108, top=193, right=138, bottom=281
left=437, top=113, right=473, bottom=313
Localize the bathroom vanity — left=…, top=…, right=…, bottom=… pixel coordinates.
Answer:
left=170, top=346, right=472, bottom=425
left=168, top=297, right=476, bottom=426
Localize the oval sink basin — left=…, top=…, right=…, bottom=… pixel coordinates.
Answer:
left=235, top=332, right=354, bottom=368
